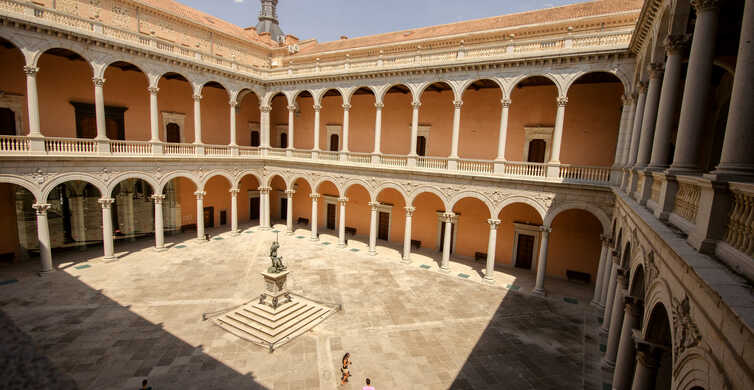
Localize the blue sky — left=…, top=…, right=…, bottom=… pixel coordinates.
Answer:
left=180, top=0, right=585, bottom=43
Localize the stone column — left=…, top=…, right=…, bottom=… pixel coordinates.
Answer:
left=230, top=189, right=239, bottom=235
left=287, top=105, right=296, bottom=151
left=669, top=0, right=721, bottom=174
left=496, top=98, right=511, bottom=161
left=33, top=203, right=53, bottom=274
left=337, top=197, right=348, bottom=248
left=70, top=195, right=86, bottom=244
left=627, top=84, right=648, bottom=167
left=368, top=202, right=379, bottom=255
left=533, top=225, right=551, bottom=295
left=310, top=193, right=320, bottom=240
left=604, top=269, right=628, bottom=368
left=635, top=63, right=664, bottom=168
left=260, top=105, right=272, bottom=150
left=620, top=97, right=638, bottom=167
left=149, top=87, right=160, bottom=142
left=613, top=296, right=644, bottom=390
left=649, top=36, right=688, bottom=170
left=712, top=0, right=754, bottom=179
left=440, top=212, right=455, bottom=272
left=24, top=66, right=41, bottom=137
left=615, top=95, right=636, bottom=167
left=312, top=104, right=321, bottom=152
left=600, top=254, right=619, bottom=332
left=485, top=219, right=501, bottom=283
left=259, top=187, right=271, bottom=229
left=124, top=190, right=135, bottom=237
left=402, top=206, right=415, bottom=263
left=591, top=235, right=610, bottom=307
left=93, top=77, right=107, bottom=140
left=229, top=100, right=238, bottom=146
left=549, top=97, right=568, bottom=163
left=373, top=102, right=384, bottom=157
left=630, top=341, right=665, bottom=390
left=409, top=102, right=421, bottom=156
left=194, top=191, right=205, bottom=240
left=341, top=104, right=351, bottom=156
left=152, top=194, right=165, bottom=250
left=193, top=94, right=203, bottom=144
left=99, top=198, right=115, bottom=259
left=449, top=100, right=463, bottom=159
left=285, top=190, right=295, bottom=235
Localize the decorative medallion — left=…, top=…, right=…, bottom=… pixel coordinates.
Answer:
left=30, top=168, right=49, bottom=184
left=672, top=295, right=701, bottom=359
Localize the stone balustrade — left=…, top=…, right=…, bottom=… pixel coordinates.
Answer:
left=0, top=135, right=28, bottom=152
left=44, top=137, right=96, bottom=154
left=672, top=180, right=701, bottom=230
left=723, top=184, right=754, bottom=258
left=110, top=140, right=151, bottom=156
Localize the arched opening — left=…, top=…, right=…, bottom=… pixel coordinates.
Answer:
left=110, top=178, right=155, bottom=243
left=0, top=183, right=37, bottom=264
left=549, top=209, right=604, bottom=284
left=508, top=76, right=558, bottom=163
left=290, top=178, right=312, bottom=233
left=269, top=92, right=288, bottom=149
left=158, top=73, right=192, bottom=144
left=37, top=48, right=93, bottom=138
left=46, top=180, right=103, bottom=251
left=201, top=175, right=232, bottom=232
left=293, top=90, right=314, bottom=150
left=319, top=89, right=344, bottom=153
left=238, top=174, right=261, bottom=223
left=450, top=197, right=491, bottom=261
left=417, top=82, right=454, bottom=158
left=565, top=72, right=624, bottom=166
left=103, top=61, right=148, bottom=141
left=645, top=303, right=673, bottom=389
left=343, top=183, right=371, bottom=246
left=315, top=181, right=340, bottom=235
left=375, top=188, right=407, bottom=246
left=409, top=192, right=446, bottom=263
left=200, top=81, right=230, bottom=146
left=0, top=37, right=26, bottom=136
left=622, top=242, right=632, bottom=269
left=347, top=87, right=377, bottom=153
left=495, top=202, right=544, bottom=271
left=237, top=89, right=261, bottom=148
left=160, top=177, right=197, bottom=236
left=268, top=175, right=287, bottom=225
left=381, top=84, right=413, bottom=155
left=459, top=79, right=503, bottom=160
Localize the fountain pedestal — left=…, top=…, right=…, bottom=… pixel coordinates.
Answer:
left=259, top=270, right=291, bottom=309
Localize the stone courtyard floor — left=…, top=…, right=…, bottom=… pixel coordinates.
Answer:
left=0, top=223, right=606, bottom=390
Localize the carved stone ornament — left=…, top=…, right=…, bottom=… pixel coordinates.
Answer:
left=30, top=168, right=49, bottom=184
left=672, top=295, right=701, bottom=359
left=100, top=168, right=113, bottom=183
left=153, top=167, right=162, bottom=180
left=645, top=252, right=660, bottom=284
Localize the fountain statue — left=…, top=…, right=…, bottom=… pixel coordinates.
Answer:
left=268, top=239, right=287, bottom=273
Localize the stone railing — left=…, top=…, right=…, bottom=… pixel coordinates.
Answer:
left=110, top=140, right=151, bottom=155
left=417, top=156, right=449, bottom=170
left=557, top=164, right=611, bottom=183
left=238, top=146, right=260, bottom=157
left=458, top=159, right=494, bottom=174
left=380, top=154, right=408, bottom=167
left=291, top=150, right=312, bottom=159
left=503, top=161, right=547, bottom=178
left=318, top=151, right=339, bottom=161
left=204, top=145, right=231, bottom=157
left=650, top=178, right=662, bottom=205
left=723, top=184, right=754, bottom=258
left=163, top=142, right=196, bottom=156
left=672, top=180, right=701, bottom=227
left=45, top=137, right=96, bottom=154
left=348, top=152, right=372, bottom=164
left=267, top=148, right=287, bottom=158
left=0, top=135, right=29, bottom=152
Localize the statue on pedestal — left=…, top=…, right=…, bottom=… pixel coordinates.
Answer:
left=268, top=236, right=286, bottom=273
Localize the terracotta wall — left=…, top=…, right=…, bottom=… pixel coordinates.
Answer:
left=0, top=46, right=28, bottom=134
left=0, top=184, right=20, bottom=256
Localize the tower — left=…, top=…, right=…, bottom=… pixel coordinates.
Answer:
left=255, top=0, right=285, bottom=43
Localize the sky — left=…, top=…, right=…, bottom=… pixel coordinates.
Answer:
left=179, top=0, right=586, bottom=43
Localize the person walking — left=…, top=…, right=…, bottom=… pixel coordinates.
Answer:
left=340, top=352, right=352, bottom=385
left=362, top=378, right=375, bottom=390
left=139, top=379, right=152, bottom=390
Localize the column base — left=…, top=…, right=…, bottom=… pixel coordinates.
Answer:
left=483, top=275, right=495, bottom=284
left=103, top=255, right=117, bottom=261
left=231, top=230, right=240, bottom=236
left=286, top=230, right=295, bottom=236
left=532, top=288, right=547, bottom=297
left=337, top=243, right=346, bottom=248
left=195, top=238, right=209, bottom=244
left=38, top=269, right=54, bottom=277
left=309, top=237, right=319, bottom=242
left=601, top=358, right=616, bottom=371
left=368, top=249, right=377, bottom=256
left=439, top=266, right=451, bottom=273
left=590, top=300, right=606, bottom=310
left=259, top=227, right=271, bottom=231
left=400, top=256, right=411, bottom=264
left=155, top=246, right=167, bottom=252
left=704, top=170, right=754, bottom=183
left=664, top=166, right=702, bottom=176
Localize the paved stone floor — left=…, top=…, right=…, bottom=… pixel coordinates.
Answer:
left=0, top=223, right=604, bottom=390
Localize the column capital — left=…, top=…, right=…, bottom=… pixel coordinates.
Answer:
left=637, top=81, right=648, bottom=93
left=92, top=77, right=106, bottom=87
left=664, top=34, right=689, bottom=55
left=634, top=340, right=667, bottom=369
left=539, top=225, right=552, bottom=233
left=452, top=100, right=463, bottom=109
left=98, top=198, right=115, bottom=208
left=258, top=186, right=272, bottom=194
left=148, top=86, right=160, bottom=95
left=229, top=188, right=240, bottom=195
left=193, top=191, right=206, bottom=199
left=23, top=65, right=39, bottom=76
left=442, top=211, right=456, bottom=222
left=285, top=189, right=296, bottom=197
left=287, top=104, right=298, bottom=112
left=556, top=96, right=568, bottom=107
left=312, top=104, right=322, bottom=112
left=151, top=194, right=166, bottom=204
left=648, top=62, right=665, bottom=79
left=374, top=102, right=385, bottom=109
left=259, top=105, right=272, bottom=113
left=621, top=94, right=634, bottom=106
left=616, top=267, right=629, bottom=288
left=411, top=101, right=422, bottom=109
left=368, top=201, right=380, bottom=210
left=690, top=0, right=720, bottom=12
left=341, top=103, right=352, bottom=111
left=310, top=193, right=321, bottom=199
left=192, top=94, right=203, bottom=101
left=32, top=203, right=51, bottom=215
left=487, top=219, right=502, bottom=228
left=600, top=234, right=612, bottom=245
left=501, top=98, right=512, bottom=108
left=337, top=197, right=349, bottom=204
left=229, top=100, right=239, bottom=108
left=404, top=206, right=416, bottom=216
left=624, top=296, right=644, bottom=318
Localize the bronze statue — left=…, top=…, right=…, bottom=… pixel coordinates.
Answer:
left=268, top=238, right=286, bottom=273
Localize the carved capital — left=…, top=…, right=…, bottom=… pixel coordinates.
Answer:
left=98, top=198, right=115, bottom=208
left=194, top=191, right=206, bottom=199
left=192, top=94, right=203, bottom=101
left=501, top=98, right=512, bottom=108
left=411, top=101, right=422, bottom=109
left=147, top=86, right=160, bottom=95
left=635, top=341, right=665, bottom=369
left=229, top=100, right=238, bottom=108
left=638, top=81, right=648, bottom=93
left=621, top=94, right=634, bottom=106
left=442, top=212, right=456, bottom=222
left=452, top=100, right=463, bottom=109
left=337, top=197, right=349, bottom=204
left=368, top=201, right=380, bottom=210
left=92, top=77, right=106, bottom=87
left=310, top=193, right=321, bottom=200
left=487, top=219, right=502, bottom=229
left=229, top=188, right=240, bottom=195
left=664, top=35, right=689, bottom=55
left=151, top=194, right=166, bottom=204
left=556, top=97, right=568, bottom=107
left=23, top=66, right=39, bottom=76
left=287, top=105, right=297, bottom=112
left=374, top=102, right=385, bottom=109
left=260, top=105, right=272, bottom=113
left=32, top=203, right=51, bottom=215
left=312, top=104, right=322, bottom=112
left=648, top=63, right=665, bottom=79
left=624, top=296, right=644, bottom=318
left=285, top=189, right=295, bottom=197
left=259, top=186, right=272, bottom=194
left=404, top=206, right=416, bottom=216
left=341, top=104, right=352, bottom=111
left=690, top=0, right=720, bottom=12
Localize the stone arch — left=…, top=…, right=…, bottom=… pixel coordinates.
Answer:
left=643, top=277, right=674, bottom=343
left=344, top=86, right=378, bottom=104
left=415, top=80, right=459, bottom=101
left=544, top=202, right=609, bottom=233
left=42, top=173, right=106, bottom=202
left=448, top=191, right=494, bottom=217
left=313, top=177, right=341, bottom=196
left=342, top=179, right=372, bottom=199
left=373, top=183, right=409, bottom=204
left=491, top=196, right=545, bottom=222
left=564, top=70, right=628, bottom=97
left=265, top=173, right=288, bottom=189
left=459, top=78, right=505, bottom=99
left=198, top=80, right=231, bottom=99
left=33, top=45, right=94, bottom=74
left=106, top=172, right=159, bottom=197
left=158, top=171, right=199, bottom=194
left=236, top=88, right=263, bottom=105
left=621, top=241, right=632, bottom=268
left=261, top=91, right=288, bottom=107
left=650, top=4, right=674, bottom=64
left=199, top=171, right=235, bottom=191
left=0, top=33, right=24, bottom=53
left=313, top=88, right=344, bottom=106
left=99, top=58, right=151, bottom=80
left=232, top=170, right=262, bottom=189
left=154, top=70, right=196, bottom=86
left=629, top=263, right=646, bottom=298
left=506, top=73, right=564, bottom=98
left=376, top=83, right=415, bottom=103
left=286, top=174, right=313, bottom=192
left=674, top=347, right=723, bottom=390
left=0, top=175, right=42, bottom=202
left=291, top=89, right=317, bottom=104
left=407, top=186, right=449, bottom=209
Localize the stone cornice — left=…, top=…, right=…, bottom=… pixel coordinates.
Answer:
left=629, top=0, right=663, bottom=55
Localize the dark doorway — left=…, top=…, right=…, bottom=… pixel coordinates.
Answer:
left=71, top=102, right=127, bottom=140
left=219, top=210, right=227, bottom=226
left=416, top=136, right=427, bottom=156
left=0, top=107, right=16, bottom=135
left=378, top=212, right=389, bottom=241
left=280, top=197, right=287, bottom=220
left=251, top=131, right=260, bottom=147
left=280, top=132, right=288, bottom=148
left=249, top=197, right=260, bottom=220
left=439, top=221, right=455, bottom=253
left=515, top=234, right=535, bottom=269
left=527, top=139, right=546, bottom=163
left=329, top=134, right=339, bottom=152
left=326, top=203, right=336, bottom=230
left=166, top=123, right=180, bottom=143
left=203, top=207, right=214, bottom=228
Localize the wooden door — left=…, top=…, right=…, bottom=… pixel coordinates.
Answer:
left=280, top=132, right=288, bottom=148
left=166, top=123, right=180, bottom=143
left=378, top=212, right=389, bottom=241
left=251, top=131, right=260, bottom=147
left=326, top=203, right=336, bottom=230
left=220, top=210, right=227, bottom=226
left=203, top=207, right=214, bottom=228
left=416, top=136, right=426, bottom=156
left=515, top=234, right=535, bottom=269
left=249, top=197, right=260, bottom=220
left=329, top=134, right=339, bottom=151
left=527, top=139, right=546, bottom=163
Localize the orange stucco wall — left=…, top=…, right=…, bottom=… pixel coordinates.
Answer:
left=0, top=184, right=20, bottom=256
left=547, top=209, right=603, bottom=280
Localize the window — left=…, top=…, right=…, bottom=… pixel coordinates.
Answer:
left=0, top=108, right=16, bottom=136
left=166, top=123, right=180, bottom=143
left=71, top=102, right=127, bottom=140
left=251, top=131, right=260, bottom=147
left=527, top=139, right=546, bottom=163
left=523, top=126, right=553, bottom=162
left=416, top=136, right=427, bottom=156
left=329, top=134, right=339, bottom=151
left=280, top=132, right=288, bottom=148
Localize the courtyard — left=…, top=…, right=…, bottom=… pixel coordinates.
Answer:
left=1, top=224, right=604, bottom=390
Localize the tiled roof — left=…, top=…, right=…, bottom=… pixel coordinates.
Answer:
left=295, top=0, right=643, bottom=55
